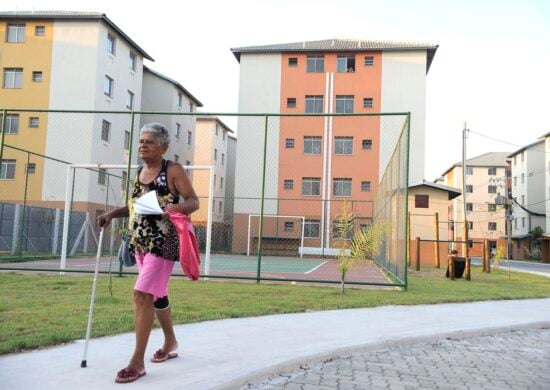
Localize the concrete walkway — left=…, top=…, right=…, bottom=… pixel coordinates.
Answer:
left=1, top=299, right=549, bottom=390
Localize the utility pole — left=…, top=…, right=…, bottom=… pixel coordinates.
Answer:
left=462, top=122, right=470, bottom=280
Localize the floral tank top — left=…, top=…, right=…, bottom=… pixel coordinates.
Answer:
left=128, top=160, right=180, bottom=261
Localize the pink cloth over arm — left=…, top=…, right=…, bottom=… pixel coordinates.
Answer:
left=167, top=210, right=201, bottom=281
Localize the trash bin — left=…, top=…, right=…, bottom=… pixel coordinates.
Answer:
left=446, top=257, right=466, bottom=278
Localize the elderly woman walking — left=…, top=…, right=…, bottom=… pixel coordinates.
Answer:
left=98, top=123, right=199, bottom=383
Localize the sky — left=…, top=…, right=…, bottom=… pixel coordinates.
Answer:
left=5, top=0, right=550, bottom=181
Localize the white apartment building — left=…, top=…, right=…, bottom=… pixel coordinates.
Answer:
left=508, top=140, right=545, bottom=258
left=140, top=66, right=202, bottom=167
left=441, top=152, right=510, bottom=255
left=0, top=11, right=153, bottom=214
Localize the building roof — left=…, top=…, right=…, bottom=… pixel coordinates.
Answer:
left=143, top=66, right=203, bottom=107
left=507, top=139, right=545, bottom=158
left=196, top=116, right=234, bottom=133
left=441, top=152, right=511, bottom=177
left=0, top=11, right=153, bottom=61
left=231, top=38, right=439, bottom=72
left=409, top=180, right=462, bottom=200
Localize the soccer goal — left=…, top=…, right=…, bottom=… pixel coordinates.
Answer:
left=247, top=214, right=305, bottom=258
left=60, top=164, right=214, bottom=274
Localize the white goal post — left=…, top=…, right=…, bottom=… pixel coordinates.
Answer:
left=247, top=214, right=305, bottom=258
left=60, top=164, right=214, bottom=274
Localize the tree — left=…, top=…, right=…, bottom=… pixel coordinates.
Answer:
left=334, top=202, right=388, bottom=294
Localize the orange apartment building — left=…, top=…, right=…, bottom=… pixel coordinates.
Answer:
left=230, top=39, right=438, bottom=255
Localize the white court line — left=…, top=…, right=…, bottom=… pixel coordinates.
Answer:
left=305, top=261, right=328, bottom=274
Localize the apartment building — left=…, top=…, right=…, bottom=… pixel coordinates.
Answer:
left=140, top=66, right=202, bottom=167
left=230, top=39, right=438, bottom=254
left=508, top=140, right=545, bottom=258
left=192, top=117, right=235, bottom=250
left=441, top=152, right=510, bottom=256
left=0, top=11, right=152, bottom=216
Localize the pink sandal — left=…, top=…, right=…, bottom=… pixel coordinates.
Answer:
left=151, top=349, right=178, bottom=363
left=115, top=367, right=146, bottom=383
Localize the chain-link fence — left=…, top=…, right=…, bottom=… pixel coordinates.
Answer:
left=0, top=109, right=409, bottom=287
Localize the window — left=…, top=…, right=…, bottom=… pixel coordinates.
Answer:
left=175, top=123, right=181, bottom=139
left=284, top=222, right=294, bottom=232
left=306, top=55, right=324, bottom=72
left=101, top=120, right=111, bottom=142
left=187, top=130, right=192, bottom=145
left=126, top=90, right=134, bottom=109
left=305, top=95, right=323, bottom=113
left=337, top=55, right=355, bottom=72
left=466, top=166, right=473, bottom=175
left=362, top=139, right=372, bottom=150
left=189, top=102, right=194, bottom=112
left=25, top=163, right=35, bottom=174
left=174, top=154, right=179, bottom=162
left=2, top=114, right=19, bottom=134
left=364, top=56, right=374, bottom=66
left=214, top=174, right=216, bottom=187
left=513, top=176, right=517, bottom=186
left=220, top=177, right=224, bottom=190
left=521, top=195, right=525, bottom=205
left=288, top=58, right=298, bottom=67
left=522, top=217, right=525, bottom=228
left=285, top=138, right=295, bottom=148
left=335, top=136, right=353, bottom=154
left=214, top=149, right=218, bottom=161
left=304, top=136, right=322, bottom=154
left=332, top=220, right=353, bottom=240
left=333, top=178, right=352, bottom=197
left=521, top=173, right=524, bottom=184
left=7, top=24, right=25, bottom=42
left=124, top=130, right=130, bottom=150
left=3, top=68, right=23, bottom=88
left=488, top=167, right=497, bottom=175
left=521, top=152, right=524, bottom=162
left=215, top=125, right=219, bottom=136
left=104, top=75, right=113, bottom=97
left=221, top=153, right=225, bottom=165
left=466, top=185, right=473, bottom=193
left=287, top=98, right=296, bottom=108
left=488, top=185, right=497, bottom=193
left=218, top=201, right=223, bottom=214
left=1, top=159, right=16, bottom=179
left=467, top=221, right=473, bottom=229
left=32, top=71, right=43, bottom=82
left=514, top=218, right=517, bottom=230
left=121, top=171, right=127, bottom=190
left=304, top=219, right=320, bottom=238
left=106, top=33, right=116, bottom=55
left=363, top=98, right=373, bottom=108
left=488, top=204, right=497, bottom=212
left=129, top=52, right=137, bottom=71
left=466, top=203, right=473, bottom=212
left=29, top=117, right=39, bottom=128
left=223, top=131, right=226, bottom=141
left=415, top=194, right=429, bottom=208
left=284, top=179, right=293, bottom=190
left=98, top=168, right=107, bottom=185
left=513, top=156, right=517, bottom=165
left=177, top=92, right=183, bottom=108
left=335, top=95, right=354, bottom=113
left=302, top=177, right=321, bottom=196
left=361, top=181, right=371, bottom=192
left=35, top=26, right=45, bottom=36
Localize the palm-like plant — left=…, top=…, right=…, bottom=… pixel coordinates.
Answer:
left=334, top=202, right=388, bottom=293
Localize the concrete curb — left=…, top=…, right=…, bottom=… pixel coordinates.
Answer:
left=223, top=321, right=550, bottom=390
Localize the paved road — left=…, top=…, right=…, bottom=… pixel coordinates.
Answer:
left=246, top=328, right=550, bottom=390
left=471, top=258, right=550, bottom=277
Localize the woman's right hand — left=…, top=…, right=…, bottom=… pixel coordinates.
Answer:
left=97, top=212, right=113, bottom=228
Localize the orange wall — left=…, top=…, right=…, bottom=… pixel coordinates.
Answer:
left=277, top=52, right=382, bottom=221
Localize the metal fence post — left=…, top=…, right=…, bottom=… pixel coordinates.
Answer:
left=0, top=110, right=7, bottom=178
left=434, top=212, right=440, bottom=268
left=256, top=115, right=269, bottom=283
left=415, top=236, right=420, bottom=271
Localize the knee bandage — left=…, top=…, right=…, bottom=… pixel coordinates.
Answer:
left=154, top=296, right=170, bottom=310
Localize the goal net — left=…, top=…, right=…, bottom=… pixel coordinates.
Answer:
left=247, top=214, right=305, bottom=258
left=59, top=164, right=214, bottom=273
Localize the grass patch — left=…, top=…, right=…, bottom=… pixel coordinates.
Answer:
left=1, top=266, right=549, bottom=354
